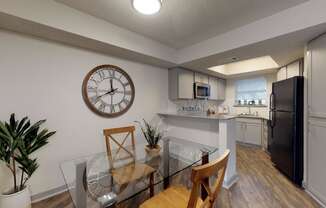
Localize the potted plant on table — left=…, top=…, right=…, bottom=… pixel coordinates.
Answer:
left=135, top=119, right=163, bottom=156
left=0, top=114, right=56, bottom=208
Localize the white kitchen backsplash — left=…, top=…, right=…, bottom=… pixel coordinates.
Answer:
left=173, top=100, right=224, bottom=114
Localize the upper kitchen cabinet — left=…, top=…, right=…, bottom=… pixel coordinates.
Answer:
left=194, top=72, right=209, bottom=84
left=209, top=76, right=226, bottom=101
left=276, top=59, right=303, bottom=81
left=287, top=61, right=302, bottom=78
left=308, top=35, right=326, bottom=118
left=277, top=66, right=287, bottom=81
left=169, top=68, right=194, bottom=100
left=217, top=78, right=226, bottom=100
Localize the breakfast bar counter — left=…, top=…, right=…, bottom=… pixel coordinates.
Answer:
left=158, top=112, right=238, bottom=188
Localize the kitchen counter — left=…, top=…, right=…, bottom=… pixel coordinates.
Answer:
left=158, top=112, right=268, bottom=120
left=237, top=115, right=270, bottom=120
left=158, top=112, right=237, bottom=120
left=158, top=112, right=238, bottom=188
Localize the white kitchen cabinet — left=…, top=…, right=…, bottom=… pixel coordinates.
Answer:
left=287, top=61, right=301, bottom=78
left=277, top=67, right=287, bottom=81
left=208, top=76, right=218, bottom=100
left=236, top=118, right=262, bottom=146
left=306, top=33, right=326, bottom=205
left=236, top=122, right=244, bottom=142
left=307, top=120, right=326, bottom=204
left=277, top=60, right=303, bottom=81
left=244, top=123, right=262, bottom=145
left=309, top=36, right=326, bottom=118
left=209, top=77, right=226, bottom=101
left=195, top=72, right=209, bottom=84
left=169, top=68, right=194, bottom=100
left=217, top=78, right=226, bottom=100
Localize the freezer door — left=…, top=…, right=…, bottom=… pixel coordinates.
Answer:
left=270, top=111, right=294, bottom=179
left=272, top=78, right=295, bottom=112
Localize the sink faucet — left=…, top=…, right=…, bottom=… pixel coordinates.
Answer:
left=248, top=106, right=252, bottom=115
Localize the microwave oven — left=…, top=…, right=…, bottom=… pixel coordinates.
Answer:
left=194, top=82, right=210, bottom=99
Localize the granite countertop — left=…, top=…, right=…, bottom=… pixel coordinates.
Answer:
left=236, top=115, right=270, bottom=120
left=158, top=112, right=269, bottom=121
left=158, top=112, right=237, bottom=120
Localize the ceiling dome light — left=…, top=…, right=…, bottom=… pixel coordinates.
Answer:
left=132, top=0, right=162, bottom=15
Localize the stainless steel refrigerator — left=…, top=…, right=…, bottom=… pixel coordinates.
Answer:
left=269, top=76, right=304, bottom=186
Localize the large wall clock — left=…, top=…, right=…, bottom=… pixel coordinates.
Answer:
left=82, top=65, right=135, bottom=118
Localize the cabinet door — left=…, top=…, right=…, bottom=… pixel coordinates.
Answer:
left=309, top=35, right=326, bottom=118
left=208, top=76, right=218, bottom=100
left=277, top=67, right=287, bottom=81
left=287, top=61, right=300, bottom=78
left=244, top=123, right=262, bottom=145
left=194, top=72, right=209, bottom=84
left=236, top=122, right=244, bottom=142
left=217, top=79, right=226, bottom=100
left=178, top=69, right=194, bottom=99
left=307, top=120, right=326, bottom=204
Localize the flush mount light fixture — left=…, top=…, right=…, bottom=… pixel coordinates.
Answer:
left=132, top=0, right=162, bottom=15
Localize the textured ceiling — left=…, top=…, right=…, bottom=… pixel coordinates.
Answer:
left=56, top=0, right=308, bottom=49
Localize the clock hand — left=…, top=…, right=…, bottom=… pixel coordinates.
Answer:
left=110, top=79, right=113, bottom=91
left=98, top=88, right=118, bottom=98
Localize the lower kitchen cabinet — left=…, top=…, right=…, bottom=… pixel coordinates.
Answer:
left=236, top=118, right=262, bottom=146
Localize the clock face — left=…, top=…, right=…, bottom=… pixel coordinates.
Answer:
left=82, top=65, right=135, bottom=118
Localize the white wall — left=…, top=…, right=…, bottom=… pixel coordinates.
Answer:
left=0, top=29, right=169, bottom=197
left=223, top=73, right=276, bottom=118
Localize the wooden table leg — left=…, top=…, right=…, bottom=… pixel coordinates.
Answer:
left=149, top=172, right=154, bottom=197
left=201, top=152, right=209, bottom=200
left=163, top=139, right=170, bottom=189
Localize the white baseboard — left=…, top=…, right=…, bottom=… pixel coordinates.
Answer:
left=305, top=189, right=326, bottom=208
left=31, top=185, right=67, bottom=203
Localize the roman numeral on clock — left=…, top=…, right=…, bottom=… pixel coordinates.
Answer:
left=98, top=102, right=106, bottom=112
left=110, top=104, right=115, bottom=113
left=90, top=96, right=100, bottom=104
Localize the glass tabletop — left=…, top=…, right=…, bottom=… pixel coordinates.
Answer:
left=60, top=137, right=220, bottom=208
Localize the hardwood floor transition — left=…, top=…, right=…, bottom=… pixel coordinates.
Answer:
left=32, top=144, right=320, bottom=208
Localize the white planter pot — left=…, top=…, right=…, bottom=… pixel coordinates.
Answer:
left=0, top=186, right=31, bottom=208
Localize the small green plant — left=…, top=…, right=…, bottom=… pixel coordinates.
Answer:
left=135, top=119, right=163, bottom=149
left=0, top=114, right=56, bottom=194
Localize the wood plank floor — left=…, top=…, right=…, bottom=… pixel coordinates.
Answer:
left=32, top=144, right=320, bottom=208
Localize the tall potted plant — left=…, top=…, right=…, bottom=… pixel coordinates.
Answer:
left=0, top=114, right=56, bottom=208
left=135, top=119, right=163, bottom=156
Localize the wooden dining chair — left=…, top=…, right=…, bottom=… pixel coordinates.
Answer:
left=139, top=150, right=230, bottom=208
left=103, top=126, right=155, bottom=196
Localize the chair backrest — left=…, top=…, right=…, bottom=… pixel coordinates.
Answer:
left=103, top=126, right=136, bottom=168
left=187, top=150, right=230, bottom=208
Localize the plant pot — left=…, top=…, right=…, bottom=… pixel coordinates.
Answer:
left=145, top=145, right=161, bottom=156
left=0, top=186, right=31, bottom=208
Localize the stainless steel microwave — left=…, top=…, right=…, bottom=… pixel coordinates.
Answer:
left=194, top=82, right=210, bottom=99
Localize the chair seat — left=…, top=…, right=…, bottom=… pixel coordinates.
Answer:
left=111, top=162, right=155, bottom=185
left=140, top=185, right=203, bottom=208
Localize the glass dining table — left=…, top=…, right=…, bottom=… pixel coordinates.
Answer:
left=60, top=137, right=220, bottom=208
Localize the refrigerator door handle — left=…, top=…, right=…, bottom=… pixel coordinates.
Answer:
left=272, top=111, right=276, bottom=127
left=270, top=93, right=275, bottom=110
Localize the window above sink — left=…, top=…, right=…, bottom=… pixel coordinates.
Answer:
left=234, top=77, right=267, bottom=106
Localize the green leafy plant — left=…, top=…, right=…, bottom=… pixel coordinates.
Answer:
left=135, top=119, right=163, bottom=149
left=0, top=114, right=56, bottom=194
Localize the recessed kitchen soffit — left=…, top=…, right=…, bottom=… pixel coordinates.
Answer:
left=208, top=56, right=279, bottom=76
left=55, top=0, right=308, bottom=49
